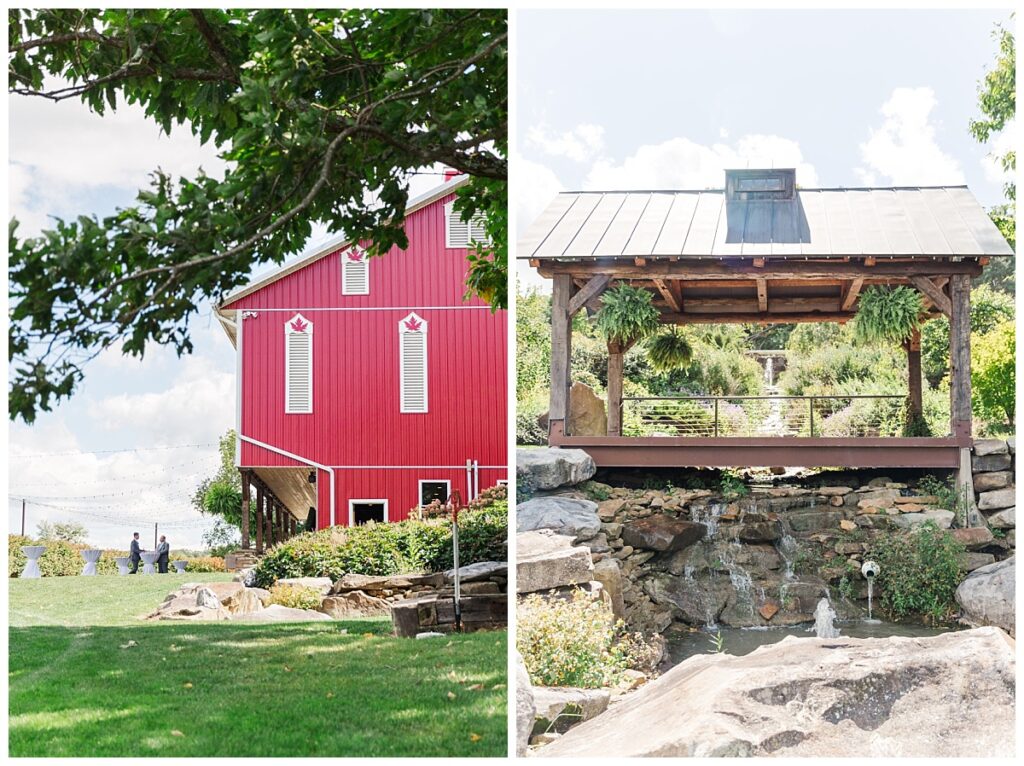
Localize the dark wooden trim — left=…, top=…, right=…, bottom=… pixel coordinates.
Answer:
left=907, top=329, right=922, bottom=422
left=568, top=274, right=610, bottom=316
left=549, top=274, right=573, bottom=434
left=660, top=311, right=855, bottom=325
left=536, top=259, right=984, bottom=281
left=756, top=278, right=768, bottom=311
left=841, top=277, right=864, bottom=311
left=240, top=469, right=251, bottom=549
left=652, top=278, right=681, bottom=311
left=255, top=485, right=264, bottom=555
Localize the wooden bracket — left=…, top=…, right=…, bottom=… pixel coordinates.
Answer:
left=910, top=276, right=952, bottom=317
left=568, top=274, right=610, bottom=316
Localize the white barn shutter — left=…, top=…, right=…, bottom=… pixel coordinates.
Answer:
left=399, top=312, right=428, bottom=413
left=341, top=247, right=369, bottom=295
left=285, top=313, right=313, bottom=414
left=445, top=201, right=471, bottom=248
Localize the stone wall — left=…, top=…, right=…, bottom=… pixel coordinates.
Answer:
left=972, top=438, right=1015, bottom=541
left=389, top=562, right=508, bottom=637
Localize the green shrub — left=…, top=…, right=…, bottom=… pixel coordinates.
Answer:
left=253, top=498, right=507, bottom=588
left=852, top=285, right=923, bottom=345
left=9, top=535, right=29, bottom=577
left=267, top=583, right=323, bottom=610
left=870, top=522, right=966, bottom=622
left=36, top=539, right=89, bottom=577
left=972, top=319, right=1014, bottom=431
left=178, top=556, right=226, bottom=573
left=594, top=284, right=660, bottom=347
left=517, top=589, right=658, bottom=688
left=920, top=284, right=1014, bottom=386
left=516, top=393, right=548, bottom=446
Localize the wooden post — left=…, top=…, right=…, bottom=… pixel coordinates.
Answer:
left=240, top=470, right=251, bottom=549
left=269, top=502, right=277, bottom=547
left=264, top=497, right=274, bottom=548
left=549, top=273, right=573, bottom=438
left=255, top=485, right=264, bottom=555
left=949, top=274, right=972, bottom=439
left=907, top=329, right=923, bottom=425
left=21, top=499, right=25, bottom=536
left=607, top=341, right=624, bottom=436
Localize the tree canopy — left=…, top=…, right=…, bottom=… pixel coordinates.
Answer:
left=8, top=8, right=507, bottom=423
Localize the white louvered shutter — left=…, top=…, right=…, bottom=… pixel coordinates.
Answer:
left=445, top=202, right=471, bottom=248
left=399, top=313, right=428, bottom=413
left=342, top=248, right=369, bottom=295
left=285, top=314, right=313, bottom=414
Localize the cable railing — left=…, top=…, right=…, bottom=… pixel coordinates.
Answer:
left=621, top=394, right=933, bottom=438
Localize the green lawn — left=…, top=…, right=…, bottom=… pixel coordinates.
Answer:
left=9, top=575, right=507, bottom=757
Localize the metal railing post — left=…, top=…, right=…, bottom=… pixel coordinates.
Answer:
left=713, top=398, right=719, bottom=437
left=809, top=397, right=815, bottom=437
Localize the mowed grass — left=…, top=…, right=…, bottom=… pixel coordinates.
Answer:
left=9, top=575, right=507, bottom=757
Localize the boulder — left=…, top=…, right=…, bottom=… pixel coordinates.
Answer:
left=816, top=486, right=853, bottom=496
left=532, top=687, right=611, bottom=733
left=972, top=453, right=1012, bottom=473
left=566, top=382, right=607, bottom=436
left=972, top=471, right=1012, bottom=491
left=517, top=530, right=594, bottom=594
left=950, top=527, right=994, bottom=550
left=974, top=438, right=1009, bottom=456
left=277, top=577, right=334, bottom=594
left=148, top=586, right=231, bottom=622
left=986, top=507, right=1015, bottom=529
left=785, top=509, right=845, bottom=533
left=591, top=558, right=625, bottom=619
left=517, top=497, right=601, bottom=541
left=516, top=653, right=535, bottom=757
left=517, top=448, right=596, bottom=491
left=956, top=557, right=1015, bottom=636
left=978, top=488, right=1015, bottom=511
left=443, top=561, right=507, bottom=584
left=963, top=552, right=997, bottom=572
left=235, top=604, right=333, bottom=622
left=196, top=581, right=246, bottom=601
left=318, top=591, right=391, bottom=618
left=1008, top=437, right=1015, bottom=454
left=222, top=587, right=265, bottom=616
left=891, top=509, right=955, bottom=530
left=621, top=516, right=706, bottom=552
left=536, top=627, right=1016, bottom=757
left=728, top=520, right=782, bottom=543
left=331, top=572, right=443, bottom=593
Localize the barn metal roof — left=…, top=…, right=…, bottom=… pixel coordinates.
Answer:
left=518, top=186, right=1013, bottom=260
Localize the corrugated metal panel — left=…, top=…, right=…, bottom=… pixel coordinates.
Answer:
left=231, top=192, right=507, bottom=528
left=518, top=186, right=1013, bottom=259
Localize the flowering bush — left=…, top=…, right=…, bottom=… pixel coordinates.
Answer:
left=268, top=583, right=323, bottom=610
left=517, top=589, right=659, bottom=688
left=253, top=492, right=507, bottom=588
left=177, top=556, right=226, bottom=573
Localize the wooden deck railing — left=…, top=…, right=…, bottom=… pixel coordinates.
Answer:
left=621, top=394, right=926, bottom=438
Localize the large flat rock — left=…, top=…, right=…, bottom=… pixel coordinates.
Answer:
left=956, top=557, right=1015, bottom=636
left=517, top=448, right=596, bottom=491
left=537, top=627, right=1015, bottom=757
left=978, top=488, right=1015, bottom=511
left=517, top=497, right=600, bottom=540
left=517, top=530, right=593, bottom=594
left=621, top=515, right=705, bottom=552
left=235, top=604, right=333, bottom=622
left=891, top=509, right=955, bottom=530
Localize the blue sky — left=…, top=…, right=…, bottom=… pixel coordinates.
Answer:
left=516, top=8, right=1014, bottom=286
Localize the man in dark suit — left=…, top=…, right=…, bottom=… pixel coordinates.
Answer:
left=156, top=535, right=170, bottom=574
left=129, top=532, right=143, bottom=574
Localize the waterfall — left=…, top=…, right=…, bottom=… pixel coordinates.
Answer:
left=692, top=502, right=727, bottom=539
left=813, top=598, right=840, bottom=638
left=765, top=355, right=774, bottom=387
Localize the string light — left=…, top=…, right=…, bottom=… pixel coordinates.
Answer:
left=9, top=442, right=219, bottom=459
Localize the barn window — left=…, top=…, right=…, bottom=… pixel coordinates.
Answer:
left=341, top=246, right=369, bottom=295
left=444, top=201, right=489, bottom=248
left=285, top=313, right=313, bottom=414
left=399, top=312, right=428, bottom=413
left=350, top=499, right=388, bottom=526
left=419, top=479, right=450, bottom=506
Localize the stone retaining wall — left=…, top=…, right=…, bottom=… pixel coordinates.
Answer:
left=972, top=438, right=1015, bottom=541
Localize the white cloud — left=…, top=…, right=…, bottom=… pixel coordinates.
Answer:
left=88, top=355, right=234, bottom=446
left=516, top=154, right=565, bottom=236
left=582, top=133, right=818, bottom=190
left=855, top=87, right=965, bottom=186
left=525, top=122, right=606, bottom=162
left=980, top=116, right=1015, bottom=188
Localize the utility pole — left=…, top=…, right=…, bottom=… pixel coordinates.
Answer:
left=21, top=499, right=26, bottom=536
left=154, top=522, right=158, bottom=549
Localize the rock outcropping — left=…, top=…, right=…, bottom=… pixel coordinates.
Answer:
left=956, top=556, right=1015, bottom=636
left=537, top=627, right=1016, bottom=757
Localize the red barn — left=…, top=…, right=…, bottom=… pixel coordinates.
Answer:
left=216, top=176, right=507, bottom=548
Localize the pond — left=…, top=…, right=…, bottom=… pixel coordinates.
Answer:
left=665, top=620, right=962, bottom=667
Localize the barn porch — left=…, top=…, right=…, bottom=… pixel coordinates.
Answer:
left=520, top=171, right=1013, bottom=484
left=237, top=467, right=314, bottom=555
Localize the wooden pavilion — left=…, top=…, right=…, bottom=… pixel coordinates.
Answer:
left=519, top=169, right=1013, bottom=485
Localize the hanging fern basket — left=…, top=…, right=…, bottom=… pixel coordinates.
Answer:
left=647, top=328, right=694, bottom=372
left=852, top=285, right=924, bottom=345
left=594, top=284, right=661, bottom=347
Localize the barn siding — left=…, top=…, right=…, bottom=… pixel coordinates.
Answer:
left=228, top=185, right=507, bottom=527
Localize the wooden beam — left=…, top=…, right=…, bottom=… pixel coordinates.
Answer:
left=255, top=485, right=264, bottom=555
left=864, top=256, right=877, bottom=266
left=568, top=274, right=610, bottom=316
left=535, top=260, right=983, bottom=281
left=607, top=342, right=624, bottom=437
left=910, top=276, right=952, bottom=317
left=678, top=297, right=840, bottom=315
left=549, top=274, right=573, bottom=437
left=660, top=312, right=856, bottom=325
left=634, top=257, right=647, bottom=266
left=240, top=470, right=251, bottom=549
left=907, top=329, right=923, bottom=425
left=264, top=497, right=274, bottom=548
left=756, top=278, right=768, bottom=312
left=841, top=277, right=864, bottom=311
left=949, top=274, right=972, bottom=439
left=652, top=278, right=681, bottom=312
left=752, top=257, right=765, bottom=268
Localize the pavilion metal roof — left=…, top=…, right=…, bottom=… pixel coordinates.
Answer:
left=518, top=186, right=1013, bottom=260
